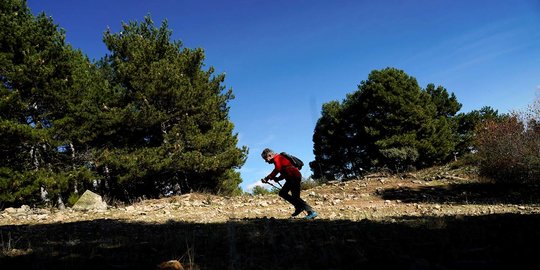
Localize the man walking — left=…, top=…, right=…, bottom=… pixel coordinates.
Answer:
left=261, top=148, right=317, bottom=219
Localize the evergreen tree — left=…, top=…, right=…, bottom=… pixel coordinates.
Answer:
left=1, top=3, right=247, bottom=207
left=419, top=83, right=462, bottom=165
left=454, top=106, right=503, bottom=156
left=1, top=0, right=96, bottom=207
left=311, top=68, right=462, bottom=179
left=425, top=83, right=461, bottom=118
left=344, top=68, right=433, bottom=171
left=310, top=101, right=351, bottom=180
left=97, top=16, right=247, bottom=199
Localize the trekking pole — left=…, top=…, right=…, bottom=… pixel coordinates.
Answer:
left=267, top=182, right=279, bottom=189
left=266, top=181, right=282, bottom=190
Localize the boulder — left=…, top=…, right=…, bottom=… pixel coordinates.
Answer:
left=72, top=190, right=107, bottom=211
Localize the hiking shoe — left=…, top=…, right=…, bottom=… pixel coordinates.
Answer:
left=304, top=211, right=318, bottom=219
left=291, top=208, right=304, bottom=217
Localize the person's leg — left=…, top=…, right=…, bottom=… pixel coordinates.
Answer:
left=289, top=179, right=314, bottom=214
left=279, top=181, right=304, bottom=216
left=278, top=181, right=294, bottom=205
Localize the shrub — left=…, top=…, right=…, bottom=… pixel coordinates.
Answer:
left=448, top=152, right=480, bottom=169
left=67, top=193, right=81, bottom=207
left=475, top=100, right=540, bottom=184
left=251, top=185, right=274, bottom=196
left=379, top=147, right=419, bottom=172
left=301, top=178, right=321, bottom=190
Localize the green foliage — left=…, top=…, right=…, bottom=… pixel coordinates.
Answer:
left=1, top=3, right=247, bottom=207
left=300, top=178, right=320, bottom=190
left=475, top=100, right=540, bottom=184
left=67, top=193, right=80, bottom=207
left=310, top=100, right=353, bottom=179
left=379, top=146, right=419, bottom=170
left=215, top=169, right=243, bottom=196
left=448, top=152, right=480, bottom=169
left=0, top=168, right=40, bottom=206
left=95, top=16, right=247, bottom=199
left=251, top=185, right=272, bottom=196
left=425, top=83, right=461, bottom=118
left=311, top=68, right=462, bottom=180
left=1, top=0, right=98, bottom=207
left=454, top=106, right=505, bottom=156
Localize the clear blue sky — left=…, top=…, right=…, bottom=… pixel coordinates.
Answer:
left=27, top=0, right=540, bottom=192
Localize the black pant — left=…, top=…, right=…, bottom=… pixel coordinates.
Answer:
left=279, top=179, right=313, bottom=213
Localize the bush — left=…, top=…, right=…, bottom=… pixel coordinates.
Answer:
left=67, top=193, right=81, bottom=207
left=449, top=153, right=480, bottom=169
left=251, top=186, right=275, bottom=195
left=475, top=101, right=540, bottom=184
left=0, top=168, right=44, bottom=208
left=301, top=178, right=321, bottom=190
left=379, top=147, right=419, bottom=172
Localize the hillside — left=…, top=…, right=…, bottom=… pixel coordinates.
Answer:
left=1, top=165, right=540, bottom=269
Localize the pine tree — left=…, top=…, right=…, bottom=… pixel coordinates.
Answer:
left=1, top=0, right=96, bottom=207
left=454, top=106, right=504, bottom=156
left=96, top=16, right=247, bottom=199
left=310, top=101, right=350, bottom=180
left=343, top=68, right=433, bottom=171
left=425, top=83, right=461, bottom=118
left=1, top=6, right=247, bottom=206
left=311, top=68, right=463, bottom=179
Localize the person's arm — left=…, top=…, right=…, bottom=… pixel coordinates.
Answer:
left=264, top=168, right=279, bottom=181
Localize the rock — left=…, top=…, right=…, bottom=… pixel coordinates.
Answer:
left=4, top=207, right=17, bottom=213
left=72, top=190, right=107, bottom=211
left=191, top=201, right=203, bottom=207
left=331, top=199, right=341, bottom=205
left=54, top=213, right=67, bottom=222
left=35, top=214, right=49, bottom=220
left=156, top=260, right=184, bottom=270
left=18, top=205, right=31, bottom=213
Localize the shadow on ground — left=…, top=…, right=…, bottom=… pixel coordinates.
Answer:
left=379, top=182, right=540, bottom=205
left=1, top=213, right=539, bottom=269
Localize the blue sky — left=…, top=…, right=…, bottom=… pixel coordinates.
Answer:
left=27, top=0, right=540, bottom=192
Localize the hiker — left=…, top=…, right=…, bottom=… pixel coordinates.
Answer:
left=260, top=148, right=318, bottom=219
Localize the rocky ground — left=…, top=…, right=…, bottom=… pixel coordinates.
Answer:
left=2, top=165, right=539, bottom=226
left=2, top=165, right=540, bottom=270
